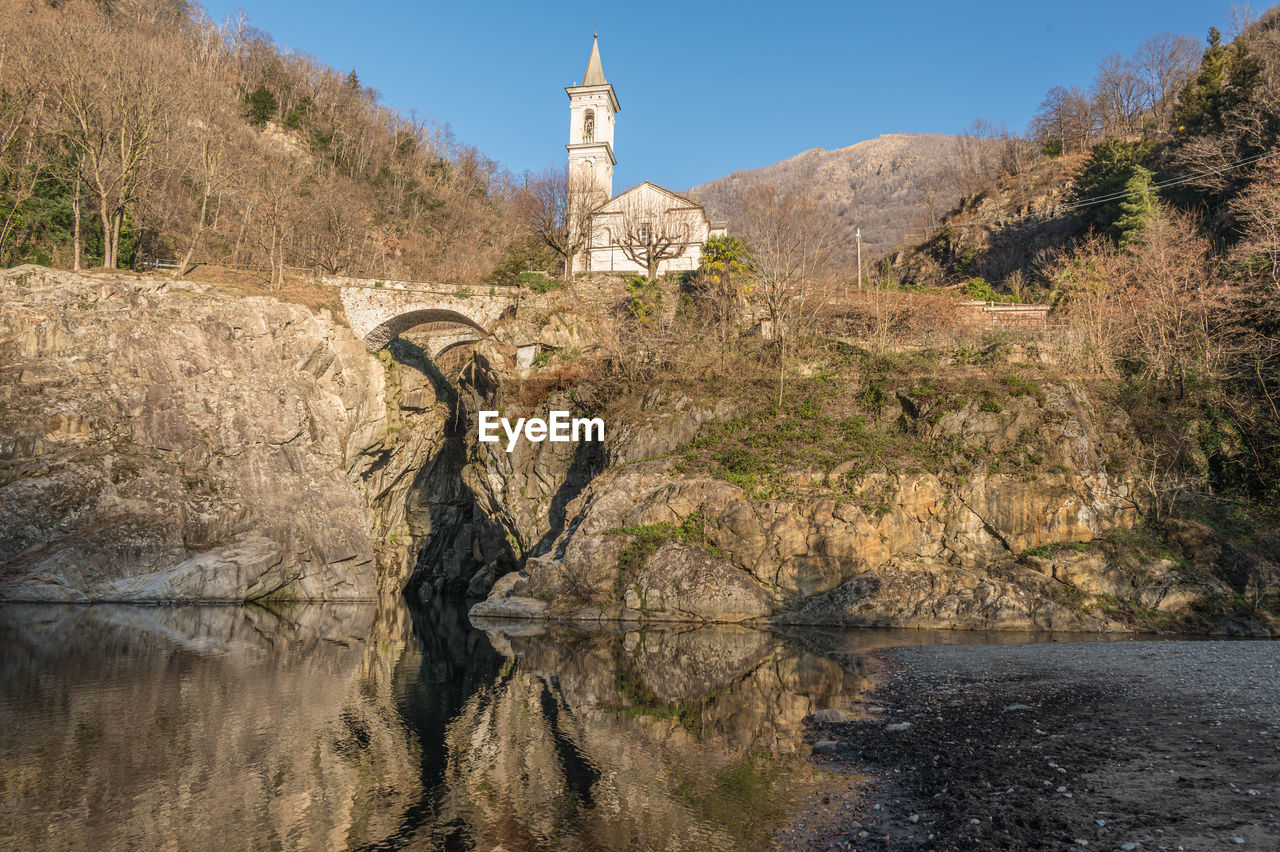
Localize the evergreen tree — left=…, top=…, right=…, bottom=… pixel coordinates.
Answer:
left=243, top=86, right=278, bottom=127
left=698, top=234, right=752, bottom=289
left=1173, top=26, right=1263, bottom=137
left=1070, top=138, right=1156, bottom=236
left=1115, top=165, right=1156, bottom=249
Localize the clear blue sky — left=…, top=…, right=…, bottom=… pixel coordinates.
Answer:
left=199, top=0, right=1239, bottom=190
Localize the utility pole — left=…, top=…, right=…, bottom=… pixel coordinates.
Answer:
left=856, top=227, right=863, bottom=290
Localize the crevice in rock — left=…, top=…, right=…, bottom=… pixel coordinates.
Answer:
left=954, top=489, right=1016, bottom=554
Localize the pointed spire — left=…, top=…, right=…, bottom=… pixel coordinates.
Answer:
left=582, top=34, right=606, bottom=86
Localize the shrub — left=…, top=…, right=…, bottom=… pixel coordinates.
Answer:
left=520, top=271, right=565, bottom=294
left=960, top=277, right=1001, bottom=302
left=626, top=276, right=662, bottom=323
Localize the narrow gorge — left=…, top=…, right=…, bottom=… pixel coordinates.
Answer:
left=2, top=264, right=1270, bottom=635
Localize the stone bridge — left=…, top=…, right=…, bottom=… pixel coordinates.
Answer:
left=331, top=277, right=521, bottom=352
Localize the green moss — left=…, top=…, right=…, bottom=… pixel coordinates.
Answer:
left=606, top=510, right=727, bottom=593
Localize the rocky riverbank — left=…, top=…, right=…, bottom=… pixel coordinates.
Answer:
left=789, top=639, right=1280, bottom=850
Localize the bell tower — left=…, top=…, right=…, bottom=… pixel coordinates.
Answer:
left=566, top=34, right=619, bottom=202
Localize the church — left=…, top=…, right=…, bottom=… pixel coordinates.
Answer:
left=566, top=36, right=725, bottom=276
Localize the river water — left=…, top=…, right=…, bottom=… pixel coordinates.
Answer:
left=0, top=600, right=1116, bottom=850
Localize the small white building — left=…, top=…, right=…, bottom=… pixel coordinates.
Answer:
left=566, top=37, right=725, bottom=276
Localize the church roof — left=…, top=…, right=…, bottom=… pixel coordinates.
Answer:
left=599, top=181, right=709, bottom=214
left=582, top=35, right=606, bottom=86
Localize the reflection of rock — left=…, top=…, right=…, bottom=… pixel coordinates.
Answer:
left=0, top=601, right=422, bottom=851
left=432, top=619, right=867, bottom=850
left=0, top=600, right=872, bottom=850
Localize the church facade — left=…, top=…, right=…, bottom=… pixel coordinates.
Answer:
left=566, top=37, right=725, bottom=276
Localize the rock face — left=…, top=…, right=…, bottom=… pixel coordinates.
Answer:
left=473, top=377, right=1229, bottom=631
left=0, top=266, right=466, bottom=601
left=0, top=265, right=1247, bottom=628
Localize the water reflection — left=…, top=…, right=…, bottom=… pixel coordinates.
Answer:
left=1, top=601, right=867, bottom=850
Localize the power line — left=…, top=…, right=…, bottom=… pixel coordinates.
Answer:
left=924, top=149, right=1277, bottom=233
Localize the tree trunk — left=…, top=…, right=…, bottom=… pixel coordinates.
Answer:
left=72, top=176, right=81, bottom=271
left=175, top=187, right=210, bottom=278
left=97, top=198, right=114, bottom=269
left=232, top=202, right=252, bottom=264
left=111, top=212, right=123, bottom=269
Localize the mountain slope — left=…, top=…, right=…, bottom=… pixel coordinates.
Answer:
left=687, top=133, right=1001, bottom=267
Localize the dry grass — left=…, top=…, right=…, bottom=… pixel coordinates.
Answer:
left=177, top=264, right=346, bottom=318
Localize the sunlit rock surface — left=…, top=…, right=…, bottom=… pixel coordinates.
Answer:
left=0, top=266, right=462, bottom=601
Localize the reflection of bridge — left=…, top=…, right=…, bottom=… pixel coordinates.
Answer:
left=331, top=276, right=521, bottom=352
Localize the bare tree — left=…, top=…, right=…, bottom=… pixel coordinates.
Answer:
left=1093, top=54, right=1146, bottom=136
left=39, top=3, right=178, bottom=268
left=949, top=118, right=1000, bottom=195
left=997, top=128, right=1038, bottom=177
left=165, top=29, right=245, bottom=278
left=611, top=189, right=703, bottom=279
left=734, top=182, right=836, bottom=403
left=1231, top=159, right=1280, bottom=288
left=0, top=5, right=47, bottom=260
left=249, top=148, right=310, bottom=288
left=1121, top=203, right=1223, bottom=397
left=1132, top=33, right=1202, bottom=133
left=1032, top=85, right=1097, bottom=153
left=519, top=165, right=603, bottom=276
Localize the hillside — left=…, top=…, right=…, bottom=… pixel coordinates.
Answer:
left=686, top=133, right=1003, bottom=267
left=896, top=150, right=1091, bottom=288
left=0, top=0, right=513, bottom=283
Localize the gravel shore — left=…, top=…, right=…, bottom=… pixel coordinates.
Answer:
left=786, top=639, right=1280, bottom=851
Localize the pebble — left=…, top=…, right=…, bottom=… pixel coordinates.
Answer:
left=969, top=818, right=981, bottom=825
left=813, top=740, right=840, bottom=754
left=1005, top=704, right=1033, bottom=711
left=1231, top=837, right=1245, bottom=845
left=1096, top=819, right=1106, bottom=826
left=810, top=708, right=850, bottom=724
left=1121, top=844, right=1138, bottom=851
left=885, top=722, right=913, bottom=732
left=908, top=814, right=919, bottom=824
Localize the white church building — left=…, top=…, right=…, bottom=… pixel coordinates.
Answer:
left=566, top=36, right=725, bottom=276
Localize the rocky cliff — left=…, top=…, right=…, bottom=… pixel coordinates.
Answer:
left=3, top=265, right=1269, bottom=631
left=0, top=266, right=470, bottom=601
left=472, top=335, right=1266, bottom=633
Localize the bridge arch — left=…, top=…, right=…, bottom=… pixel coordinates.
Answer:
left=364, top=308, right=488, bottom=352
left=337, top=283, right=517, bottom=352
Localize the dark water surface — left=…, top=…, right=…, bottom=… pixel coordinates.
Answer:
left=0, top=600, right=1134, bottom=851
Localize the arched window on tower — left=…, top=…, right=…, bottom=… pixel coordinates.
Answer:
left=582, top=109, right=595, bottom=143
